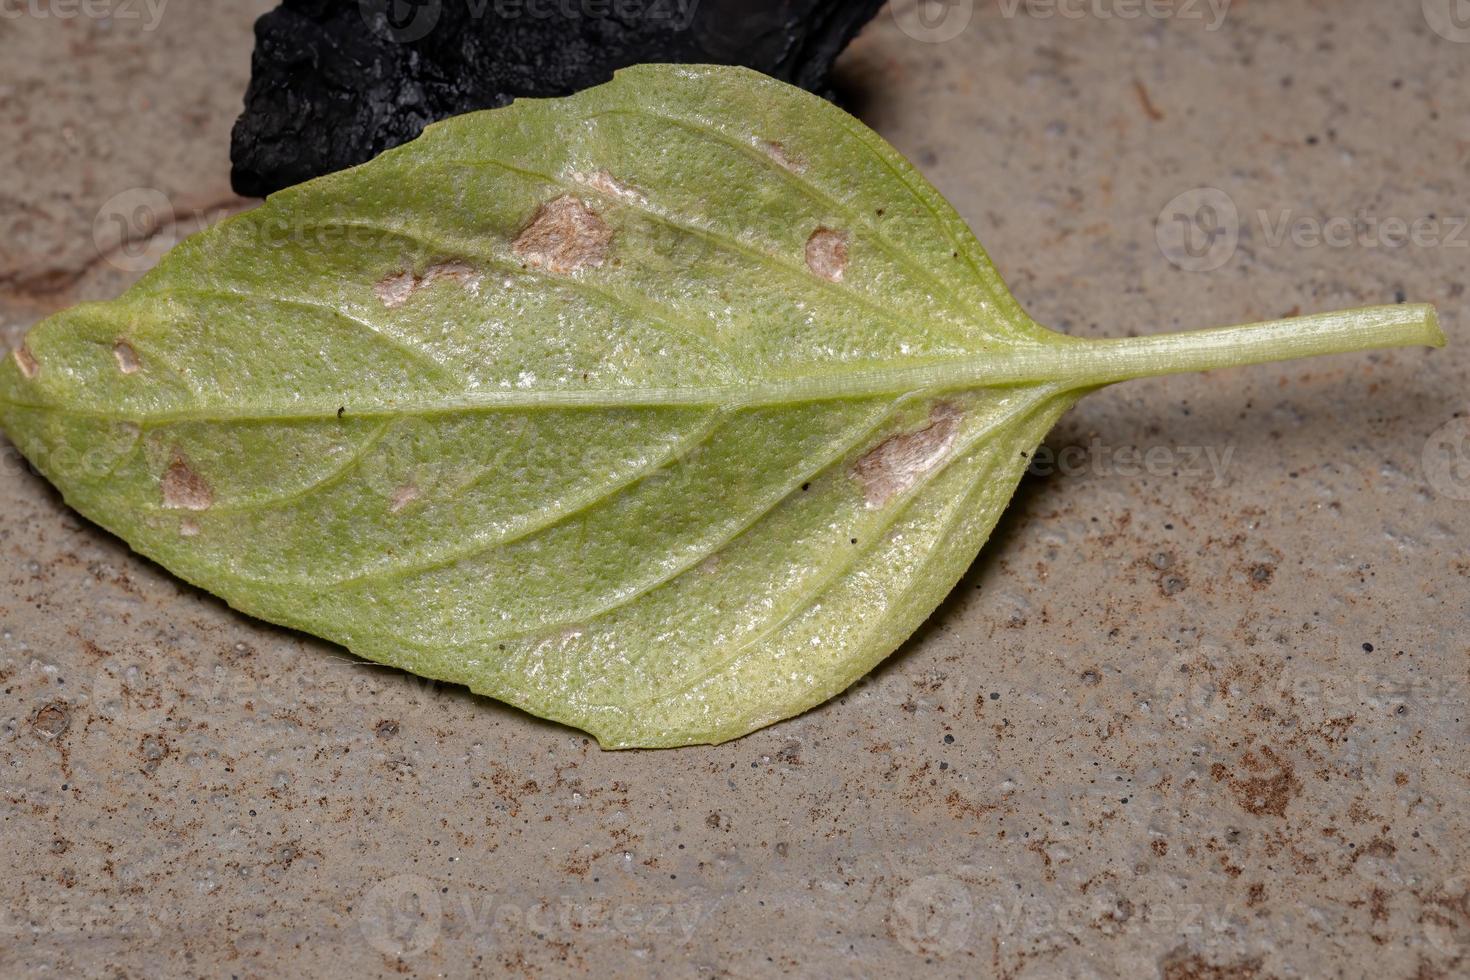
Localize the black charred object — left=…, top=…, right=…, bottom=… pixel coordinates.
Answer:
left=230, top=0, right=886, bottom=198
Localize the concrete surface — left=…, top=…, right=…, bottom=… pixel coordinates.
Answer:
left=2, top=1, right=1467, bottom=976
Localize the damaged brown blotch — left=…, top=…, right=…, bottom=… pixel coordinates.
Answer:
left=760, top=139, right=805, bottom=173
left=512, top=195, right=613, bottom=274
left=12, top=345, right=40, bottom=379
left=853, top=403, right=962, bottom=507
left=389, top=484, right=420, bottom=514
left=113, top=340, right=141, bottom=375
left=374, top=260, right=481, bottom=309
left=805, top=227, right=849, bottom=282
left=161, top=453, right=214, bottom=511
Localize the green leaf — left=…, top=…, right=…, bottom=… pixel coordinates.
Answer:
left=0, top=65, right=1443, bottom=748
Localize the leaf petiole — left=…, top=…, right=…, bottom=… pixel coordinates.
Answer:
left=1053, top=303, right=1444, bottom=389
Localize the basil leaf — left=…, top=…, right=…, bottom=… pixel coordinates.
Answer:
left=0, top=66, right=1443, bottom=747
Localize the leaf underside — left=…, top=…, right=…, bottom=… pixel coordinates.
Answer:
left=0, top=66, right=1194, bottom=745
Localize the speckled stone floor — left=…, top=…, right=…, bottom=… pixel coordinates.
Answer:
left=2, top=1, right=1467, bottom=977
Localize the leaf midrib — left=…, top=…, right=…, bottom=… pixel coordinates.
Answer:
left=4, top=345, right=1117, bottom=424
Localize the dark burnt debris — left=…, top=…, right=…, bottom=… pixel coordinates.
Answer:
left=230, top=0, right=885, bottom=197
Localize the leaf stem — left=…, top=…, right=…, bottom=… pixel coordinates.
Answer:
left=1, top=306, right=1442, bottom=421
left=1055, top=304, right=1443, bottom=388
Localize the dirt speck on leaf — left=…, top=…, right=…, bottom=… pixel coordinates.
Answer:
left=853, top=402, right=962, bottom=507
left=161, top=454, right=213, bottom=511
left=13, top=345, right=39, bottom=379
left=513, top=195, right=613, bottom=274
left=805, top=227, right=849, bottom=282
left=113, top=340, right=141, bottom=374
left=375, top=260, right=481, bottom=308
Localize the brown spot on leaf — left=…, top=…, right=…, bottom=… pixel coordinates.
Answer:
left=512, top=195, right=612, bottom=274
left=760, top=139, right=804, bottom=172
left=374, top=260, right=481, bottom=309
left=853, top=403, right=962, bottom=507
left=805, top=227, right=849, bottom=282
left=373, top=270, right=416, bottom=308
left=13, top=345, right=39, bottom=379
left=389, top=484, right=420, bottom=514
left=112, top=340, right=141, bottom=374
left=161, top=454, right=213, bottom=511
